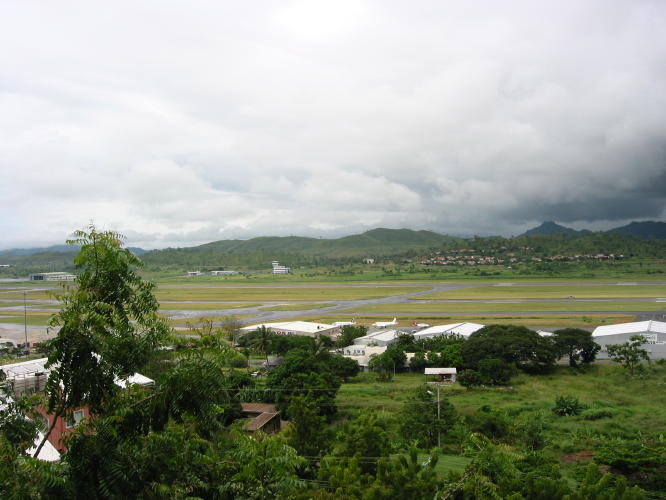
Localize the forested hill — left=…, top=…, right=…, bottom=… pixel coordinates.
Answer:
left=140, top=228, right=463, bottom=268
left=2, top=227, right=665, bottom=275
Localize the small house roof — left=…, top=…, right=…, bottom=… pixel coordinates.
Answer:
left=241, top=402, right=277, bottom=414
left=246, top=412, right=280, bottom=431
left=425, top=367, right=457, bottom=375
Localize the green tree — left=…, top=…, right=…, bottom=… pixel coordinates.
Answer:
left=552, top=328, right=600, bottom=367
left=399, top=385, right=456, bottom=448
left=328, top=355, right=360, bottom=382
left=35, top=226, right=169, bottom=457
left=335, top=325, right=368, bottom=348
left=250, top=325, right=272, bottom=364
left=284, top=395, right=330, bottom=457
left=607, top=335, right=651, bottom=376
left=368, top=346, right=406, bottom=381
left=462, top=324, right=557, bottom=372
left=331, top=412, right=392, bottom=474
left=266, top=350, right=341, bottom=416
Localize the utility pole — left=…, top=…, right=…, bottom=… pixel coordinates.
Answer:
left=23, top=290, right=28, bottom=353
left=436, top=383, right=441, bottom=448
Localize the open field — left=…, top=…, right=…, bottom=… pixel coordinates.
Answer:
left=338, top=365, right=666, bottom=469
left=259, top=303, right=336, bottom=311
left=154, top=286, right=429, bottom=302
left=158, top=302, right=260, bottom=311
left=414, top=284, right=666, bottom=300
left=0, top=290, right=58, bottom=300
left=338, top=300, right=666, bottom=313
left=0, top=311, right=52, bottom=326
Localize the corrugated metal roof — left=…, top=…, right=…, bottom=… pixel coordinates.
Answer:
left=414, top=322, right=485, bottom=339
left=592, top=320, right=666, bottom=337
left=240, top=321, right=336, bottom=334
left=241, top=402, right=277, bottom=414
left=425, top=367, right=457, bottom=375
left=246, top=412, right=280, bottom=431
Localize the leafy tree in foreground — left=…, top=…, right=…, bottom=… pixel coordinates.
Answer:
left=330, top=412, right=392, bottom=474
left=285, top=395, right=330, bottom=458
left=552, top=328, right=600, bottom=367
left=368, top=345, right=406, bottom=381
left=607, top=335, right=651, bottom=376
left=399, top=385, right=456, bottom=448
left=266, top=350, right=341, bottom=416
left=35, top=225, right=169, bottom=457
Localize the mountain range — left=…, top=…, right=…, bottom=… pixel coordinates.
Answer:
left=518, top=220, right=666, bottom=239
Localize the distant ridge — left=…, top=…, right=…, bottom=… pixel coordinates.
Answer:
left=519, top=221, right=584, bottom=237
left=608, top=221, right=666, bottom=239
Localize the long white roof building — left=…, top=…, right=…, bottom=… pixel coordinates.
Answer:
left=240, top=321, right=338, bottom=337
left=592, top=320, right=666, bottom=359
left=414, top=322, right=485, bottom=340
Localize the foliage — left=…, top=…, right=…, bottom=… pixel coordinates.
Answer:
left=552, top=395, right=587, bottom=416
left=37, top=225, right=169, bottom=456
left=478, top=358, right=516, bottom=385
left=330, top=412, right=392, bottom=474
left=581, top=408, right=615, bottom=421
left=467, top=406, right=514, bottom=441
left=462, top=324, right=557, bottom=372
left=457, top=369, right=483, bottom=389
left=335, top=325, right=368, bottom=348
left=594, top=439, right=666, bottom=490
left=398, top=385, right=456, bottom=448
left=607, top=336, right=651, bottom=376
left=0, top=384, right=40, bottom=454
left=552, top=328, right=600, bottom=367
left=368, top=345, right=406, bottom=381
left=265, top=350, right=341, bottom=416
left=328, top=355, right=360, bottom=382
left=284, top=396, right=330, bottom=457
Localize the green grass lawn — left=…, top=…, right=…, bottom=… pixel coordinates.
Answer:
left=154, top=286, right=429, bottom=302
left=159, top=302, right=261, bottom=311
left=0, top=311, right=52, bottom=326
left=414, top=284, right=666, bottom=300
left=259, top=303, right=337, bottom=311
left=0, top=290, right=58, bottom=300
left=338, top=300, right=666, bottom=313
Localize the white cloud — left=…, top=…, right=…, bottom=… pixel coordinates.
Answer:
left=1, top=0, right=665, bottom=249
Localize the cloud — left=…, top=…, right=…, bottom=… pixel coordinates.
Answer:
left=1, top=0, right=665, bottom=249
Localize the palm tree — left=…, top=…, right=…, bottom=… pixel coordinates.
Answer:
left=250, top=326, right=272, bottom=365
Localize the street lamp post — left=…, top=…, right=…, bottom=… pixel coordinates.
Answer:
left=428, top=385, right=442, bottom=448
left=23, top=290, right=28, bottom=353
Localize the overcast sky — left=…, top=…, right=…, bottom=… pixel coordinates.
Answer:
left=1, top=1, right=665, bottom=249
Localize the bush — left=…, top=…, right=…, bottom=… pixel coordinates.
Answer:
left=581, top=408, right=615, bottom=421
left=552, top=395, right=587, bottom=416
left=457, top=369, right=482, bottom=389
left=478, top=358, right=515, bottom=385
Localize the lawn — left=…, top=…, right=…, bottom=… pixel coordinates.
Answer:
left=0, top=311, right=53, bottom=326
left=158, top=302, right=260, bottom=311
left=414, top=284, right=666, bottom=300
left=338, top=300, right=666, bottom=313
left=259, top=303, right=337, bottom=311
left=154, top=286, right=429, bottom=302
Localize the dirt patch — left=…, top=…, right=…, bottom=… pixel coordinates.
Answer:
left=561, top=450, right=595, bottom=463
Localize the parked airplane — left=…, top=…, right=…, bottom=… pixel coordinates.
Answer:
left=332, top=319, right=356, bottom=327
left=372, top=318, right=397, bottom=328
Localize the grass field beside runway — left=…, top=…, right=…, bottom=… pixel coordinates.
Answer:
left=259, top=303, right=337, bottom=311
left=338, top=300, right=666, bottom=313
left=154, top=286, right=428, bottom=302
left=413, top=284, right=666, bottom=300
left=158, top=302, right=261, bottom=311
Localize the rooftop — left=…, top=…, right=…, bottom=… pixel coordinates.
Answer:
left=592, top=320, right=666, bottom=337
left=240, top=321, right=336, bottom=334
